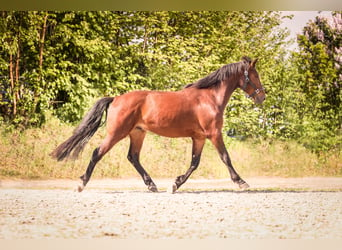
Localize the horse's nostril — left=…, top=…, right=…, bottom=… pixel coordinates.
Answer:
left=256, top=95, right=265, bottom=104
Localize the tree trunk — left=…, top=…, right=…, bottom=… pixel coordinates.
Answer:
left=9, top=53, right=16, bottom=116
left=33, top=12, right=48, bottom=114
left=39, top=13, right=48, bottom=71
left=15, top=39, right=20, bottom=101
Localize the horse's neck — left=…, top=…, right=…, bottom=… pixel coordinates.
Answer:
left=213, top=78, right=238, bottom=111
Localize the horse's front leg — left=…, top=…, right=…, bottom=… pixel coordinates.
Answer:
left=210, top=133, right=249, bottom=190
left=168, top=138, right=205, bottom=193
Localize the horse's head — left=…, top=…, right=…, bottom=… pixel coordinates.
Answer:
left=239, top=57, right=266, bottom=104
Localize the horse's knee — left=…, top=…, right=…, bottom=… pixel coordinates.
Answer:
left=127, top=153, right=134, bottom=163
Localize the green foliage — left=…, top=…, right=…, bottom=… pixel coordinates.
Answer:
left=294, top=11, right=341, bottom=152
left=0, top=11, right=340, bottom=155
left=1, top=11, right=289, bottom=125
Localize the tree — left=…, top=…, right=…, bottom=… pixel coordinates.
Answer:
left=0, top=11, right=294, bottom=135
left=0, top=11, right=49, bottom=127
left=294, top=11, right=341, bottom=151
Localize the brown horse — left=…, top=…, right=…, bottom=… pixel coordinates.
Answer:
left=51, top=56, right=265, bottom=193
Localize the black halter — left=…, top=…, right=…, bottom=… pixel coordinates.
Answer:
left=242, top=69, right=265, bottom=98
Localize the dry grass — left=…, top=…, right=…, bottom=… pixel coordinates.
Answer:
left=0, top=115, right=341, bottom=180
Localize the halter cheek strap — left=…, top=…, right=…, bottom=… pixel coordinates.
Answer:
left=243, top=70, right=265, bottom=99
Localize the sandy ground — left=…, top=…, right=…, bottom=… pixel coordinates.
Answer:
left=0, top=177, right=341, bottom=239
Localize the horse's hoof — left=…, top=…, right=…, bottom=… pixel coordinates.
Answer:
left=239, top=182, right=250, bottom=190
left=167, top=183, right=177, bottom=194
left=148, top=185, right=158, bottom=193
left=76, top=182, right=85, bottom=192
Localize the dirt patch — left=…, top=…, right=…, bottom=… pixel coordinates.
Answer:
left=1, top=177, right=341, bottom=239
left=1, top=177, right=342, bottom=191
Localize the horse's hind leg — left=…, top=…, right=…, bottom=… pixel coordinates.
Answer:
left=78, top=134, right=122, bottom=192
left=128, top=128, right=158, bottom=192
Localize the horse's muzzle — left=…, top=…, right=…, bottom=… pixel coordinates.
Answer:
left=254, top=94, right=266, bottom=104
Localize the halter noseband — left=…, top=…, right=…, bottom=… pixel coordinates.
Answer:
left=242, top=70, right=265, bottom=99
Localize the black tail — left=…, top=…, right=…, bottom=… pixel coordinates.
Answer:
left=51, top=97, right=114, bottom=161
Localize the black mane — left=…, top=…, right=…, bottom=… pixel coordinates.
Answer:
left=185, top=56, right=251, bottom=89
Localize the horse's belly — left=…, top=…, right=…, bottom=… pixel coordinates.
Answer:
left=138, top=114, right=203, bottom=138
left=147, top=126, right=192, bottom=138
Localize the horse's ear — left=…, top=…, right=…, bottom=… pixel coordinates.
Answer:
left=251, top=58, right=258, bottom=67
